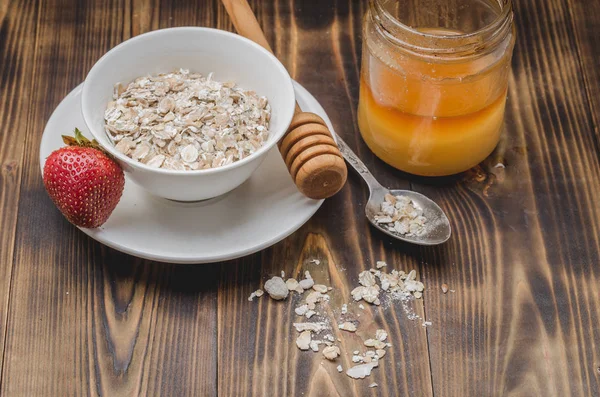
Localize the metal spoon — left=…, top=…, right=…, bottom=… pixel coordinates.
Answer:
left=335, top=136, right=451, bottom=245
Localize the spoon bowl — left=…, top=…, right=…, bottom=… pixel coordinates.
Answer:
left=366, top=187, right=451, bottom=245
left=336, top=137, right=452, bottom=245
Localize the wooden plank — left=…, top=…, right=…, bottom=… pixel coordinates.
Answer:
left=0, top=0, right=40, bottom=379
left=416, top=0, right=600, bottom=395
left=218, top=231, right=434, bottom=397
left=1, top=0, right=221, bottom=395
left=567, top=0, right=600, bottom=136
left=216, top=1, right=434, bottom=396
left=6, top=0, right=599, bottom=395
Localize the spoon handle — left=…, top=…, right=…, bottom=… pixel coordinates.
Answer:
left=335, top=135, right=385, bottom=193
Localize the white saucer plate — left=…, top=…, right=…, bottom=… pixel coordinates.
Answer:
left=40, top=82, right=331, bottom=264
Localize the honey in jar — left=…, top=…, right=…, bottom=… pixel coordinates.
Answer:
left=358, top=0, right=515, bottom=176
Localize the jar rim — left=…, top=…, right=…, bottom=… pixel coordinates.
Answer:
left=371, top=0, right=513, bottom=58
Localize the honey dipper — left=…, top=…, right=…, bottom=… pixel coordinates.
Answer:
left=221, top=0, right=347, bottom=200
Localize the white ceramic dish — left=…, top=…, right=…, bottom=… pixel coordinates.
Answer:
left=40, top=82, right=332, bottom=264
left=81, top=27, right=295, bottom=201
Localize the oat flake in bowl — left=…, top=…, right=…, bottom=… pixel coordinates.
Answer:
left=104, top=69, right=271, bottom=171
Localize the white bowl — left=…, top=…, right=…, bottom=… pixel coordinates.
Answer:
left=82, top=27, right=295, bottom=201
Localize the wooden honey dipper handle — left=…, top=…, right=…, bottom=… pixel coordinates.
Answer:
left=221, top=0, right=347, bottom=200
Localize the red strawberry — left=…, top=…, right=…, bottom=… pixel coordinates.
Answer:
left=43, top=128, right=125, bottom=228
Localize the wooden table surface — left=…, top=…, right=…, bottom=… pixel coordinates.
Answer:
left=2, top=0, right=600, bottom=395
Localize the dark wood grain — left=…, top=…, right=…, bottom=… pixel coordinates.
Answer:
left=1, top=0, right=600, bottom=396
left=0, top=0, right=39, bottom=379
left=568, top=0, right=600, bottom=142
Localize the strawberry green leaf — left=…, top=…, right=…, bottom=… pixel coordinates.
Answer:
left=62, top=128, right=103, bottom=151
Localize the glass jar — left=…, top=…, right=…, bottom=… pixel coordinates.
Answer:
left=358, top=0, right=515, bottom=176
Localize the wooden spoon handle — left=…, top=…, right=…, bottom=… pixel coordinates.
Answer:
left=221, top=0, right=347, bottom=200
left=221, top=0, right=274, bottom=53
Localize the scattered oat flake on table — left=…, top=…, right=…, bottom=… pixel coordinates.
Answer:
left=375, top=329, right=387, bottom=341
left=346, top=361, right=378, bottom=379
left=369, top=383, right=378, bottom=388
left=352, top=285, right=380, bottom=304
left=299, top=277, right=314, bottom=290
left=252, top=261, right=431, bottom=384
left=364, top=339, right=387, bottom=349
left=295, top=304, right=309, bottom=316
left=305, top=291, right=327, bottom=310
left=296, top=331, right=312, bottom=350
left=247, top=289, right=264, bottom=301
left=309, top=340, right=321, bottom=352
left=441, top=283, right=449, bottom=293
left=358, top=270, right=377, bottom=287
left=338, top=322, right=357, bottom=332
left=349, top=261, right=429, bottom=325
left=351, top=286, right=366, bottom=301
left=360, top=285, right=381, bottom=305
left=286, top=278, right=300, bottom=291
left=264, top=276, right=289, bottom=300
left=293, top=322, right=328, bottom=333
left=322, top=345, right=341, bottom=360
left=376, top=261, right=387, bottom=269
left=310, top=259, right=321, bottom=265
left=404, top=279, right=424, bottom=293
